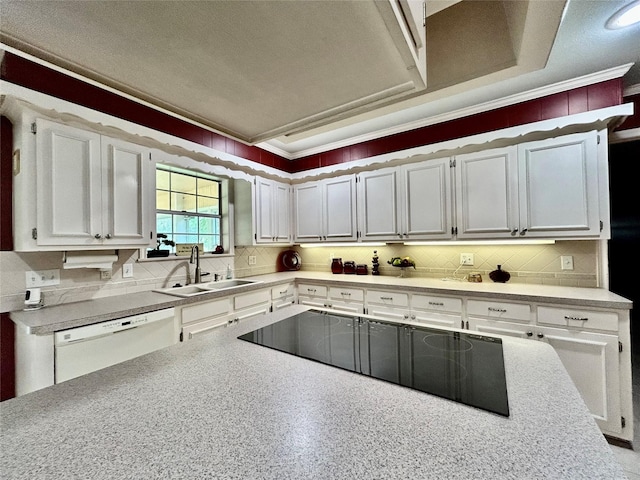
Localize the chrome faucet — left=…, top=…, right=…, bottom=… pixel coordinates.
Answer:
left=190, top=245, right=201, bottom=284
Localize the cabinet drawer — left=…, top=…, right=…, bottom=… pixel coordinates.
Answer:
left=537, top=306, right=618, bottom=332
left=181, top=298, right=232, bottom=325
left=272, top=283, right=294, bottom=300
left=182, top=316, right=229, bottom=341
left=329, top=286, right=364, bottom=302
left=467, top=299, right=531, bottom=322
left=298, top=284, right=327, bottom=298
left=411, top=294, right=462, bottom=313
left=367, top=290, right=409, bottom=307
left=234, top=289, right=271, bottom=310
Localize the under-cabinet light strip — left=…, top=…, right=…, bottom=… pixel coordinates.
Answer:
left=298, top=240, right=555, bottom=248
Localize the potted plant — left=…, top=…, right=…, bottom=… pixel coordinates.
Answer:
left=147, top=233, right=175, bottom=258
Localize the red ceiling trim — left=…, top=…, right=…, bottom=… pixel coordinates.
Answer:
left=0, top=51, right=289, bottom=170
left=1, top=52, right=624, bottom=175
left=299, top=78, right=624, bottom=171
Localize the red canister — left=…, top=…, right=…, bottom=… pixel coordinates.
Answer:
left=331, top=258, right=343, bottom=274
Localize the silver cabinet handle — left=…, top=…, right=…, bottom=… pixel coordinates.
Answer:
left=537, top=332, right=544, bottom=339
left=511, top=229, right=518, bottom=236
left=526, top=331, right=533, bottom=337
left=105, top=233, right=112, bottom=239
left=519, top=228, right=528, bottom=236
left=340, top=292, right=351, bottom=296
left=403, top=314, right=409, bottom=319
left=94, top=233, right=102, bottom=239
left=410, top=314, right=416, bottom=320
left=488, top=307, right=507, bottom=313
left=428, top=301, right=444, bottom=306
left=564, top=315, right=588, bottom=321
left=307, top=288, right=316, bottom=293
left=461, top=320, right=465, bottom=329
left=380, top=296, right=393, bottom=301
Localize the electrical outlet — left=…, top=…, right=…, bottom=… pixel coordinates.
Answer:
left=248, top=255, right=257, bottom=265
left=25, top=269, right=60, bottom=288
left=561, top=255, right=574, bottom=270
left=460, top=253, right=474, bottom=266
left=100, top=270, right=112, bottom=280
left=122, top=263, right=134, bottom=278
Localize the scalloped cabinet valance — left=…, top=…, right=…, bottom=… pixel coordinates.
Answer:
left=0, top=87, right=633, bottom=251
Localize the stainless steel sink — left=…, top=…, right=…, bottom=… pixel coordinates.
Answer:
left=154, top=279, right=261, bottom=297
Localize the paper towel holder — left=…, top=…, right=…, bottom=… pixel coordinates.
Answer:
left=62, top=250, right=119, bottom=270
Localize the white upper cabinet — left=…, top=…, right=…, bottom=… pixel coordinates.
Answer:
left=455, top=146, right=519, bottom=239
left=455, top=131, right=604, bottom=240
left=359, top=158, right=453, bottom=241
left=516, top=132, right=601, bottom=238
left=294, top=175, right=357, bottom=242
left=15, top=118, right=154, bottom=250
left=255, top=177, right=291, bottom=244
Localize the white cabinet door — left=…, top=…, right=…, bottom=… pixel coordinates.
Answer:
left=538, top=325, right=621, bottom=435
left=468, top=316, right=621, bottom=435
left=34, top=119, right=152, bottom=248
left=455, top=146, right=519, bottom=238
left=294, top=175, right=357, bottom=242
left=36, top=119, right=103, bottom=246
left=323, top=175, right=357, bottom=241
left=358, top=167, right=401, bottom=240
left=102, top=136, right=152, bottom=245
left=517, top=132, right=600, bottom=238
left=255, top=178, right=291, bottom=244
left=401, top=159, right=453, bottom=240
left=294, top=182, right=323, bottom=241
left=273, top=181, right=292, bottom=243
left=359, top=159, right=454, bottom=241
left=255, top=177, right=276, bottom=243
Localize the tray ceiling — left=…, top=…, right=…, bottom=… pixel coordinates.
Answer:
left=1, top=0, right=639, bottom=156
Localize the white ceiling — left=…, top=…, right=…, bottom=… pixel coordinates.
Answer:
left=1, top=0, right=639, bottom=159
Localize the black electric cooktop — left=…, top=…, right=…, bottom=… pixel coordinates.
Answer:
left=238, top=310, right=509, bottom=416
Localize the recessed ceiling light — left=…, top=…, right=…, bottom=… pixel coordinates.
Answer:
left=606, top=0, right=640, bottom=29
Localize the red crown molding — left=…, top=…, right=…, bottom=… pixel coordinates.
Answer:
left=0, top=51, right=293, bottom=172
left=1, top=51, right=624, bottom=174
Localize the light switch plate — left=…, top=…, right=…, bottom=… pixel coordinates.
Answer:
left=561, top=255, right=574, bottom=270
left=123, top=263, right=134, bottom=278
left=248, top=256, right=257, bottom=265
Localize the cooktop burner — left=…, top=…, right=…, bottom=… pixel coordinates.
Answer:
left=238, top=310, right=509, bottom=416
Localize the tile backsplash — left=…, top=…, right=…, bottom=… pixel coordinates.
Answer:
left=0, top=241, right=599, bottom=313
left=294, top=241, right=599, bottom=287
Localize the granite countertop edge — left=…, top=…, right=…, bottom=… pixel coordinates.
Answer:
left=9, top=271, right=632, bottom=335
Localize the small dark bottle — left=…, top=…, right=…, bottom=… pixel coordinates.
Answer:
left=331, top=258, right=343, bottom=274
left=489, top=265, right=511, bottom=283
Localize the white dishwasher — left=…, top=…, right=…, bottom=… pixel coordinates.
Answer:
left=54, top=308, right=177, bottom=383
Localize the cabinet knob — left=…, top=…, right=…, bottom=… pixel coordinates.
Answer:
left=519, top=228, right=528, bottom=236
left=94, top=233, right=102, bottom=239
left=526, top=331, right=533, bottom=337
left=410, top=314, right=416, bottom=320
left=403, top=314, right=409, bottom=319
left=105, top=233, right=112, bottom=239
left=511, top=229, right=518, bottom=236
left=537, top=332, right=544, bottom=339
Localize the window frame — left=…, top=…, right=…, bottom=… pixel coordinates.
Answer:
left=154, top=165, right=225, bottom=255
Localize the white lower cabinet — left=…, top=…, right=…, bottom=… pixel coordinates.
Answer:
left=233, top=289, right=272, bottom=323
left=179, top=298, right=233, bottom=341
left=297, top=283, right=329, bottom=308
left=327, top=286, right=365, bottom=313
left=467, top=306, right=622, bottom=436
left=366, top=290, right=461, bottom=329
left=271, top=283, right=295, bottom=310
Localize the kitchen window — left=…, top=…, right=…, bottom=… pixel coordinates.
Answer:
left=155, top=166, right=222, bottom=253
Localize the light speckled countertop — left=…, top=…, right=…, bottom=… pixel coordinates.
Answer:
left=0, top=305, right=626, bottom=479
left=9, top=271, right=632, bottom=335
